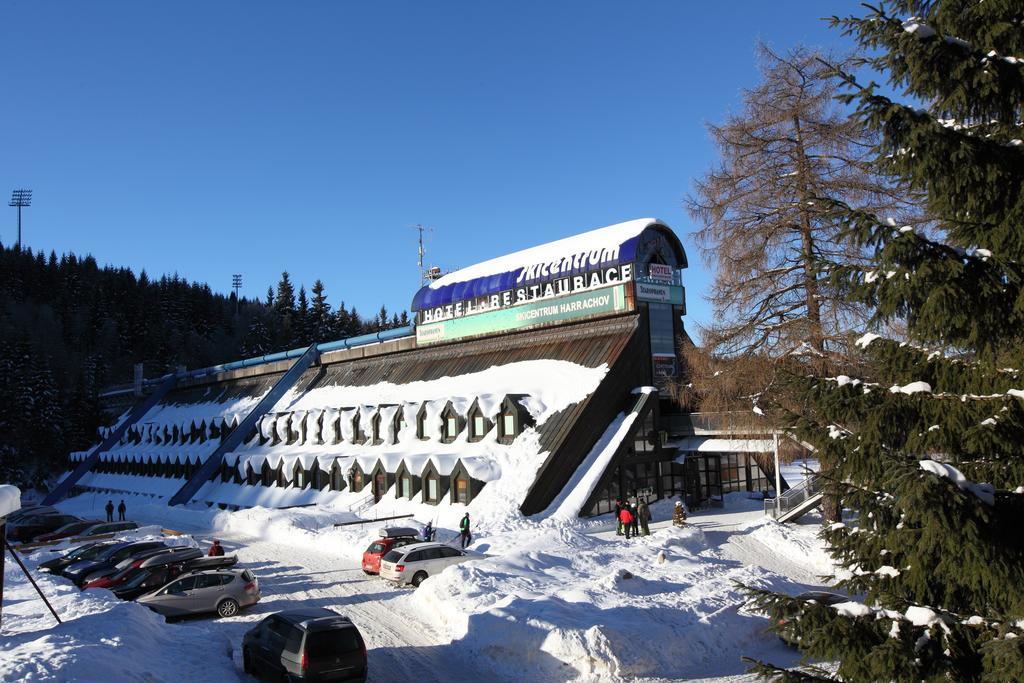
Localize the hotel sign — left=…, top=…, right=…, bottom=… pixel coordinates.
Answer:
left=416, top=284, right=630, bottom=346
left=417, top=263, right=634, bottom=325
left=648, top=263, right=674, bottom=283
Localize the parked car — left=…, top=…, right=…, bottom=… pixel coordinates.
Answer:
left=6, top=505, right=57, bottom=522
left=83, top=547, right=203, bottom=590
left=34, top=520, right=106, bottom=543
left=137, top=568, right=260, bottom=618
left=775, top=591, right=849, bottom=646
left=242, top=608, right=367, bottom=683
left=39, top=541, right=114, bottom=573
left=62, top=541, right=166, bottom=585
left=112, top=554, right=236, bottom=601
left=361, top=527, right=421, bottom=575
left=7, top=514, right=83, bottom=543
left=379, top=542, right=471, bottom=587
left=79, top=521, right=139, bottom=537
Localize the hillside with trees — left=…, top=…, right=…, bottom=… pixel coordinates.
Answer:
left=0, top=242, right=407, bottom=486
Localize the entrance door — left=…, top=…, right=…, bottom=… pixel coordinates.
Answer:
left=704, top=455, right=723, bottom=504
left=373, top=474, right=387, bottom=502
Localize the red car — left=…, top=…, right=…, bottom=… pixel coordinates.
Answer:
left=361, top=528, right=421, bottom=574
left=35, top=520, right=105, bottom=544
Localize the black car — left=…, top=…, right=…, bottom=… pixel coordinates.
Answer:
left=7, top=514, right=83, bottom=542
left=62, top=541, right=166, bottom=586
left=112, top=554, right=238, bottom=601
left=242, top=608, right=367, bottom=683
left=39, top=541, right=114, bottom=573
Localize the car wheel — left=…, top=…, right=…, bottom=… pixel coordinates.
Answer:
left=411, top=571, right=428, bottom=588
left=217, top=598, right=240, bottom=618
left=242, top=647, right=253, bottom=674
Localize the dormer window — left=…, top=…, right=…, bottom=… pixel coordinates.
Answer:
left=502, top=412, right=515, bottom=437
left=440, top=402, right=463, bottom=444
left=372, top=414, right=382, bottom=445
left=497, top=395, right=533, bottom=443
left=392, top=410, right=406, bottom=444
left=467, top=399, right=492, bottom=442
left=294, top=463, right=306, bottom=489
left=416, top=403, right=429, bottom=440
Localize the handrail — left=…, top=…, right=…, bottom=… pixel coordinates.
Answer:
left=765, top=473, right=821, bottom=519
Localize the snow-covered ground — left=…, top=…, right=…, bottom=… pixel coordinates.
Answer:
left=1, top=469, right=833, bottom=682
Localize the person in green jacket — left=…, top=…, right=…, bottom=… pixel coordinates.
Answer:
left=459, top=513, right=472, bottom=549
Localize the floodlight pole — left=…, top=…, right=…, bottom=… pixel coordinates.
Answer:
left=232, top=274, right=243, bottom=315
left=8, top=189, right=32, bottom=249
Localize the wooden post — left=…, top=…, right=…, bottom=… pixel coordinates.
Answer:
left=4, top=539, right=61, bottom=625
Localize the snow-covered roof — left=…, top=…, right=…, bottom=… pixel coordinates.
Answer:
left=411, top=218, right=684, bottom=311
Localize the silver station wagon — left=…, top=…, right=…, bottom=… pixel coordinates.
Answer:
left=137, top=568, right=260, bottom=618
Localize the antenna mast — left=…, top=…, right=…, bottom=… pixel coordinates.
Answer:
left=414, top=224, right=442, bottom=285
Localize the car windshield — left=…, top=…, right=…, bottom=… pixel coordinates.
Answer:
left=124, top=568, right=163, bottom=589
left=366, top=542, right=386, bottom=554
left=306, top=629, right=362, bottom=660
left=115, top=567, right=145, bottom=584
left=67, top=543, right=101, bottom=560
left=382, top=550, right=403, bottom=563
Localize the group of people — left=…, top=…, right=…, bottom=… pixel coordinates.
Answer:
left=104, top=499, right=127, bottom=522
left=615, top=499, right=651, bottom=539
left=419, top=513, right=473, bottom=549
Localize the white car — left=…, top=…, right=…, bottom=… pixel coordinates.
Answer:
left=379, top=542, right=471, bottom=587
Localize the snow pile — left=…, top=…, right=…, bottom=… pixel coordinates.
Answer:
left=0, top=484, right=21, bottom=518
left=890, top=381, right=932, bottom=395
left=919, top=460, right=995, bottom=505
left=855, top=332, right=882, bottom=348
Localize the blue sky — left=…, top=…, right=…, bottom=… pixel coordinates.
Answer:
left=1, top=1, right=862, bottom=335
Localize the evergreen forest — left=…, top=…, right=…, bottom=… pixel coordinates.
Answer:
left=0, top=241, right=408, bottom=486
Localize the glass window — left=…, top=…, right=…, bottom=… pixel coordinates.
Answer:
left=295, top=468, right=305, bottom=488
left=400, top=476, right=411, bottom=498
left=648, top=302, right=676, bottom=356
left=473, top=415, right=484, bottom=437
left=163, top=576, right=197, bottom=594
left=427, top=477, right=438, bottom=501
left=439, top=547, right=462, bottom=558
left=446, top=416, right=457, bottom=439
left=306, top=630, right=361, bottom=659
left=502, top=413, right=515, bottom=438
left=455, top=477, right=469, bottom=504
left=284, top=627, right=303, bottom=654
left=405, top=550, right=424, bottom=562
left=382, top=550, right=403, bottom=563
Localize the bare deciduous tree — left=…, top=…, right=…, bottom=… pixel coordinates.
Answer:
left=686, top=43, right=917, bottom=362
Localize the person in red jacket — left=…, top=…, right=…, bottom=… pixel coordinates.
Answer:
left=208, top=539, right=225, bottom=556
left=618, top=506, right=634, bottom=540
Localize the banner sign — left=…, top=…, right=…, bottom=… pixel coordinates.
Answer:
left=416, top=284, right=630, bottom=346
left=416, top=263, right=634, bottom=325
left=635, top=282, right=684, bottom=305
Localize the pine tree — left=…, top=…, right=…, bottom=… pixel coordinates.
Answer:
left=274, top=272, right=296, bottom=347
left=295, top=285, right=310, bottom=346
left=748, top=2, right=1024, bottom=680
left=309, top=279, right=335, bottom=343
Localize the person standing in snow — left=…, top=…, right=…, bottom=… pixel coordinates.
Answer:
left=614, top=499, right=624, bottom=536
left=618, top=505, right=634, bottom=539
left=423, top=521, right=434, bottom=542
left=672, top=500, right=687, bottom=527
left=117, top=499, right=127, bottom=521
left=628, top=501, right=640, bottom=538
left=208, top=539, right=225, bottom=556
left=459, top=513, right=471, bottom=549
left=637, top=500, right=651, bottom=536
left=105, top=500, right=114, bottom=522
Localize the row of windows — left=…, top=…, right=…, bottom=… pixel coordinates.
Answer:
left=85, top=455, right=484, bottom=507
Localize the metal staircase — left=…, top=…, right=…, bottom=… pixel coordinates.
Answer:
left=168, top=344, right=320, bottom=507
left=44, top=373, right=180, bottom=505
left=765, top=473, right=822, bottom=523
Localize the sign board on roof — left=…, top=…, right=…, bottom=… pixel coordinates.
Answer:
left=416, top=263, right=634, bottom=325
left=416, top=284, right=631, bottom=346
